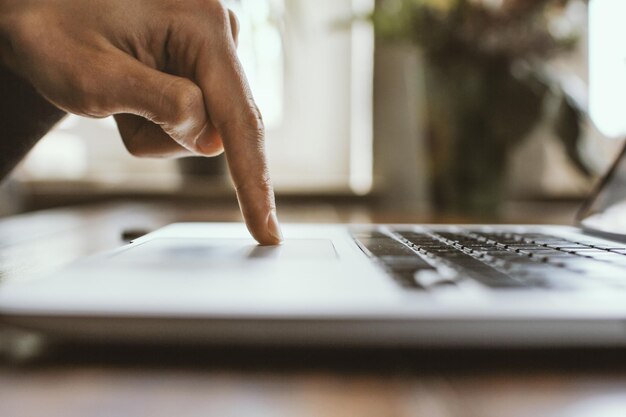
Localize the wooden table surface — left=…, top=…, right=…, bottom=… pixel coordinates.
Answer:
left=1, top=201, right=626, bottom=417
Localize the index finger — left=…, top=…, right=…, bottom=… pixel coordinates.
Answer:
left=195, top=10, right=282, bottom=245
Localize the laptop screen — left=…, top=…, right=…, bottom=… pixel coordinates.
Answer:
left=578, top=142, right=626, bottom=240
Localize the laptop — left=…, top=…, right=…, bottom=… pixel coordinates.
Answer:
left=1, top=144, right=626, bottom=348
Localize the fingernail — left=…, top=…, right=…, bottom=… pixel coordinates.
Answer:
left=267, top=211, right=283, bottom=244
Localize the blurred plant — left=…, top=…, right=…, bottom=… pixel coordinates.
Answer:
left=370, top=0, right=590, bottom=214
left=373, top=0, right=580, bottom=61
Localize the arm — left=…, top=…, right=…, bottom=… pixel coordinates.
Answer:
left=0, top=63, right=65, bottom=180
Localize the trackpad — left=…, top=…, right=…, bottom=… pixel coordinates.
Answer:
left=113, top=238, right=338, bottom=263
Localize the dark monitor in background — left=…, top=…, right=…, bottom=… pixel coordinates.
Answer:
left=579, top=142, right=626, bottom=239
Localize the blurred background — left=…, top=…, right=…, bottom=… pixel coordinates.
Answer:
left=1, top=0, right=625, bottom=222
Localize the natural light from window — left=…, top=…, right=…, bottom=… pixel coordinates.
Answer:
left=589, top=0, right=626, bottom=138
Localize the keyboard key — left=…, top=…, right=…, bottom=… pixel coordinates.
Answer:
left=414, top=270, right=457, bottom=288
left=588, top=244, right=626, bottom=250
left=356, top=237, right=417, bottom=257
left=354, top=235, right=437, bottom=290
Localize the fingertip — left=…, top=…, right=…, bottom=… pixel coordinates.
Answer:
left=245, top=210, right=283, bottom=246
left=266, top=210, right=284, bottom=245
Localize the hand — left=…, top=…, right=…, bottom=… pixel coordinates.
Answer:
left=0, top=0, right=282, bottom=245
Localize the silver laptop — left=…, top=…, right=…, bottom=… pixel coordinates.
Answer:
left=1, top=144, right=626, bottom=348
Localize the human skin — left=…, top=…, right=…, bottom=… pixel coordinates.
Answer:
left=0, top=0, right=282, bottom=245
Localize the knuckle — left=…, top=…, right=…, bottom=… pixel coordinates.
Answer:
left=6, top=9, right=45, bottom=53
left=215, top=105, right=265, bottom=147
left=234, top=172, right=273, bottom=212
left=203, top=0, right=230, bottom=28
left=166, top=0, right=226, bottom=20
left=167, top=80, right=204, bottom=126
left=242, top=106, right=266, bottom=143
left=235, top=172, right=272, bottom=194
left=68, top=72, right=108, bottom=118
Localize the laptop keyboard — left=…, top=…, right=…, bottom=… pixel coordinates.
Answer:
left=353, top=230, right=626, bottom=290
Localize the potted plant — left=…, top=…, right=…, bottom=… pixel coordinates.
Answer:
left=371, top=0, right=590, bottom=215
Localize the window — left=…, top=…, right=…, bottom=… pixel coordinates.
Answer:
left=589, top=0, right=626, bottom=138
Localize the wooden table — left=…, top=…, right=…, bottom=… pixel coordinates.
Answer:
left=2, top=201, right=626, bottom=417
